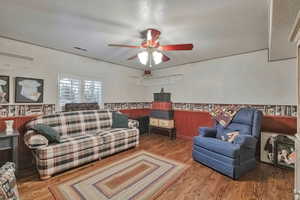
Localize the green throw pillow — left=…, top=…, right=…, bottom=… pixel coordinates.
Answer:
left=112, top=112, right=129, bottom=128
left=31, top=124, right=61, bottom=143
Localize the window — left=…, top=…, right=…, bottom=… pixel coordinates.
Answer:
left=58, top=74, right=102, bottom=109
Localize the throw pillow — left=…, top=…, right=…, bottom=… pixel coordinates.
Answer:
left=112, top=112, right=129, bottom=128
left=210, top=105, right=241, bottom=127
left=221, top=131, right=240, bottom=143
left=30, top=124, right=61, bottom=143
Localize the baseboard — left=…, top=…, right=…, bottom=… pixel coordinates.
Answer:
left=295, top=189, right=300, bottom=200
left=177, top=134, right=193, bottom=140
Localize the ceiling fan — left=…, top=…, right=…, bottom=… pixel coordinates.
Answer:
left=108, top=28, right=194, bottom=67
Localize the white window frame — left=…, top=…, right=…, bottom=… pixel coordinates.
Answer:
left=57, top=73, right=103, bottom=110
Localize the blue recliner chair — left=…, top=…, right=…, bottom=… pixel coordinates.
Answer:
left=192, top=107, right=263, bottom=179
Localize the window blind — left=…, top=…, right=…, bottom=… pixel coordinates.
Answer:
left=58, top=74, right=102, bottom=109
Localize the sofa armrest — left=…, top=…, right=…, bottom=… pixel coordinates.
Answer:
left=128, top=119, right=139, bottom=129
left=233, top=135, right=257, bottom=149
left=199, top=127, right=217, bottom=137
left=24, top=130, right=49, bottom=149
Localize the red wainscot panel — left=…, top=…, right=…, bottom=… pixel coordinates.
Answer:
left=120, top=109, right=297, bottom=139
left=120, top=109, right=150, bottom=118
left=174, top=110, right=214, bottom=140
left=174, top=112, right=297, bottom=140
left=261, top=115, right=297, bottom=135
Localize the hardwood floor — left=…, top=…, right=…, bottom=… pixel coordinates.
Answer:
left=17, top=134, right=294, bottom=200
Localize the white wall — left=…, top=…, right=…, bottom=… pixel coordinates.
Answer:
left=0, top=38, right=296, bottom=106
left=0, top=37, right=146, bottom=105
left=146, top=50, right=297, bottom=105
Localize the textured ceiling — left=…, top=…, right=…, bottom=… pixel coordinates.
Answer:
left=269, top=0, right=300, bottom=61
left=0, top=0, right=269, bottom=70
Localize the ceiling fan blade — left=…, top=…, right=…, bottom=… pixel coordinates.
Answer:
left=127, top=54, right=138, bottom=60
left=159, top=44, right=194, bottom=51
left=162, top=54, right=170, bottom=62
left=141, top=29, right=161, bottom=41
left=108, top=44, right=141, bottom=48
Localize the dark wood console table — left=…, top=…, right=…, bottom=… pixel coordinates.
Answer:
left=148, top=125, right=176, bottom=140
left=0, top=130, right=19, bottom=174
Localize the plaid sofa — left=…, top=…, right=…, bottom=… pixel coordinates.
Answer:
left=24, top=110, right=139, bottom=179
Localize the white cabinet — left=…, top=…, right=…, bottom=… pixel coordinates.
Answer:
left=295, top=134, right=300, bottom=200
left=290, top=10, right=300, bottom=200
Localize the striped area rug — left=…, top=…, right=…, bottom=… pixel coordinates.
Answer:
left=50, top=151, right=188, bottom=200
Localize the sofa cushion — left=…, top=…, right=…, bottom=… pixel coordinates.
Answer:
left=35, top=130, right=139, bottom=178
left=27, top=110, right=112, bottom=138
left=35, top=128, right=139, bottom=160
left=193, top=136, right=240, bottom=158
left=112, top=112, right=128, bottom=128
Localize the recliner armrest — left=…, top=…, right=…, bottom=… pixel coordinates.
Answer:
left=199, top=127, right=217, bottom=138
left=233, top=135, right=257, bottom=149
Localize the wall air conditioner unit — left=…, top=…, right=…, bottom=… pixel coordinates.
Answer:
left=0, top=52, right=34, bottom=71
left=132, top=71, right=184, bottom=86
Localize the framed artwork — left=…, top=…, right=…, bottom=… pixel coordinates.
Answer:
left=275, top=135, right=295, bottom=168
left=0, top=75, right=9, bottom=103
left=261, top=132, right=278, bottom=164
left=260, top=132, right=295, bottom=168
left=15, top=77, right=44, bottom=103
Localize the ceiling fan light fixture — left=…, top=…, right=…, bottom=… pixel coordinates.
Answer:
left=138, top=51, right=148, bottom=65
left=152, top=51, right=163, bottom=65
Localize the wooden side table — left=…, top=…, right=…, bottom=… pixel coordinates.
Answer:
left=0, top=130, right=19, bottom=174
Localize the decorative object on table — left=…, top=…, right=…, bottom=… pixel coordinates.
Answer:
left=15, top=77, right=44, bottom=103
left=4, top=120, right=14, bottom=134
left=149, top=90, right=176, bottom=139
left=0, top=75, right=9, bottom=104
left=0, top=162, right=20, bottom=200
left=0, top=130, right=19, bottom=175
left=261, top=132, right=295, bottom=168
left=0, top=104, right=55, bottom=117
left=193, top=108, right=263, bottom=179
left=49, top=151, right=188, bottom=200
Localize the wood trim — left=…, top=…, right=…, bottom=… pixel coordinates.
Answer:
left=290, top=11, right=300, bottom=42
left=0, top=36, right=143, bottom=71
left=152, top=48, right=268, bottom=71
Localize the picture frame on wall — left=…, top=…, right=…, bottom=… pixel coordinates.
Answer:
left=15, top=77, right=44, bottom=103
left=0, top=75, right=9, bottom=104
